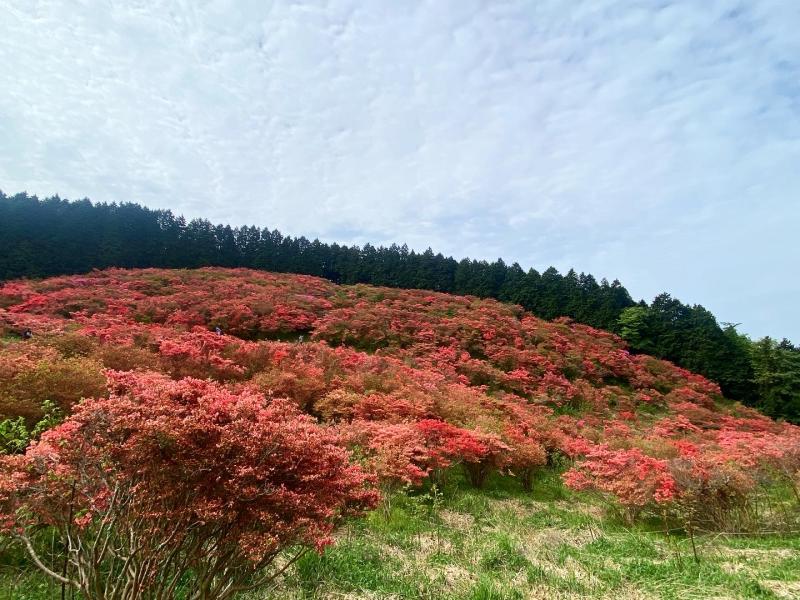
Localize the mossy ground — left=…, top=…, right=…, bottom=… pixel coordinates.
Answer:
left=2, top=470, right=798, bottom=600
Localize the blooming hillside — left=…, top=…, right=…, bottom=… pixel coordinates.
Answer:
left=1, top=267, right=798, bottom=533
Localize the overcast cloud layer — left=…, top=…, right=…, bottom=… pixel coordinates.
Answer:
left=1, top=0, right=798, bottom=341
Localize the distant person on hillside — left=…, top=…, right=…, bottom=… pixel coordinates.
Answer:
left=22, top=329, right=32, bottom=340
left=215, top=326, right=223, bottom=335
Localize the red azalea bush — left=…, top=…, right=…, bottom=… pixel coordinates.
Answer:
left=563, top=444, right=677, bottom=522
left=342, top=420, right=431, bottom=489
left=564, top=422, right=800, bottom=529
left=0, top=371, right=377, bottom=599
left=415, top=418, right=511, bottom=488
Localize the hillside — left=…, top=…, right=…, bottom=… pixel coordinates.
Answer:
left=1, top=268, right=799, bottom=599
left=7, top=191, right=792, bottom=421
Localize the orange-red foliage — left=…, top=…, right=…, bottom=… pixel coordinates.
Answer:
left=0, top=371, right=377, bottom=595
left=1, top=267, right=798, bottom=528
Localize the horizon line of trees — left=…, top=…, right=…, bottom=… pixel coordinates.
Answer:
left=1, top=190, right=797, bottom=421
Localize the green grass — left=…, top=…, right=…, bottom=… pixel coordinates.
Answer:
left=291, top=538, right=424, bottom=597
left=0, top=570, right=59, bottom=600
left=0, top=544, right=67, bottom=600
left=3, top=472, right=799, bottom=599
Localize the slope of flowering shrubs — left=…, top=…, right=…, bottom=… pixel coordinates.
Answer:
left=0, top=267, right=798, bottom=547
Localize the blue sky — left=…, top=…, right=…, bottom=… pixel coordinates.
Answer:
left=1, top=1, right=798, bottom=341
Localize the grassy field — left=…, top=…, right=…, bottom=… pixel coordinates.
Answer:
left=4, top=470, right=797, bottom=600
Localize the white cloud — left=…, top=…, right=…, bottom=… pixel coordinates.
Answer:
left=0, top=0, right=798, bottom=340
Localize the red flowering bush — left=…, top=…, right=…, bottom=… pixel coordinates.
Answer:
left=343, top=420, right=430, bottom=489
left=420, top=423, right=511, bottom=489
left=564, top=444, right=677, bottom=522
left=158, top=327, right=263, bottom=380
left=503, top=425, right=548, bottom=491
left=416, top=419, right=492, bottom=473
left=0, top=371, right=378, bottom=599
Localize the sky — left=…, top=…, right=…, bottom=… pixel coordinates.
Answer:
left=0, top=1, right=798, bottom=342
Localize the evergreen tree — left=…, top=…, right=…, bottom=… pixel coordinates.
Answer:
left=751, top=337, right=800, bottom=422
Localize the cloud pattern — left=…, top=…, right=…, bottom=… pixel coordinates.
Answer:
left=0, top=0, right=798, bottom=340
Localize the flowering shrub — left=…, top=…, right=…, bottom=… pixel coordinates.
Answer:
left=415, top=418, right=509, bottom=487
left=0, top=371, right=377, bottom=599
left=564, top=444, right=676, bottom=522
left=343, top=420, right=430, bottom=488
left=502, top=425, right=547, bottom=491
left=158, top=327, right=262, bottom=380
